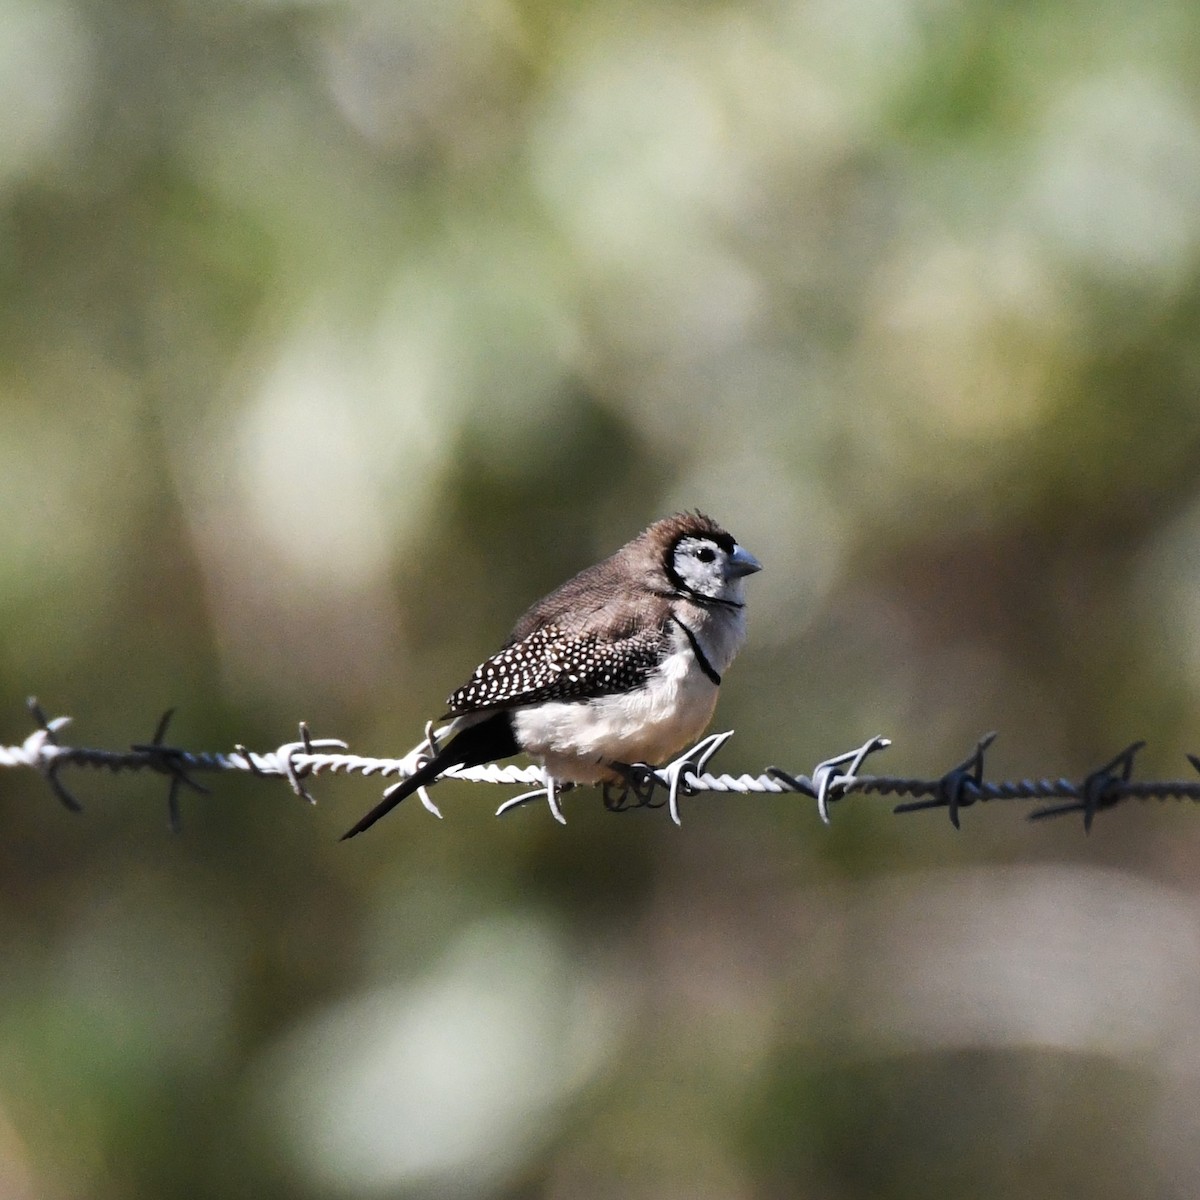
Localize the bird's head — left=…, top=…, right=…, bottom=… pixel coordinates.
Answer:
left=649, top=511, right=762, bottom=608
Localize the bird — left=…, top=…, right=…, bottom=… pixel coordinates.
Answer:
left=340, top=511, right=761, bottom=837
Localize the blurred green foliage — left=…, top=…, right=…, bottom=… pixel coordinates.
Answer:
left=3, top=0, right=1200, bottom=1196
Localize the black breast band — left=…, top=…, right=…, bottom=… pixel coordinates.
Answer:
left=672, top=618, right=721, bottom=686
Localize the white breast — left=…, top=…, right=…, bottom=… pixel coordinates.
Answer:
left=511, top=623, right=722, bottom=784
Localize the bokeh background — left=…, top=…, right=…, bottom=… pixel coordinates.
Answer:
left=4, top=0, right=1200, bottom=1196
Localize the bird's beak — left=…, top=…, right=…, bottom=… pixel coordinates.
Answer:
left=727, top=544, right=762, bottom=578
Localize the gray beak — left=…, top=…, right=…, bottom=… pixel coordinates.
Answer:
left=727, top=544, right=762, bottom=578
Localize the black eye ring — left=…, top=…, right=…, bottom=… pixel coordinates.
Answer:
left=695, top=546, right=716, bottom=563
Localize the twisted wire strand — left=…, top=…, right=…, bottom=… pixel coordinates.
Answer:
left=5, top=703, right=1200, bottom=830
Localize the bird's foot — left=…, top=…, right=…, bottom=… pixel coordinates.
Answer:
left=606, top=732, right=735, bottom=824
left=606, top=761, right=661, bottom=808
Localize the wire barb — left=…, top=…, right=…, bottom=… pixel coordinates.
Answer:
left=811, top=735, right=892, bottom=824
left=26, top=696, right=82, bottom=813
left=275, top=724, right=350, bottom=804
left=128, top=708, right=211, bottom=833
left=495, top=776, right=571, bottom=824
left=891, top=732, right=997, bottom=829
left=1029, top=741, right=1146, bottom=830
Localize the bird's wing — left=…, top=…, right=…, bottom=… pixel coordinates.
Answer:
left=444, top=621, right=668, bottom=716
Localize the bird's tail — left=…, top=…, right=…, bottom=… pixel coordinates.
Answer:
left=339, top=713, right=518, bottom=839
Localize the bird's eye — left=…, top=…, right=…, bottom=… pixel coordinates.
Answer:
left=695, top=545, right=716, bottom=563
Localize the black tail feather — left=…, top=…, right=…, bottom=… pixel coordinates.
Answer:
left=339, top=714, right=519, bottom=839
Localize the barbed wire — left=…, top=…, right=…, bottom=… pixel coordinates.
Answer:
left=4, top=699, right=1200, bottom=832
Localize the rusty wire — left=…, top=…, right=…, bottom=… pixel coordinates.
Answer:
left=4, top=699, right=1200, bottom=832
